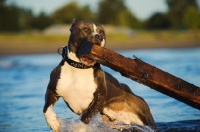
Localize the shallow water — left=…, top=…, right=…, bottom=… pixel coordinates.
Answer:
left=0, top=48, right=200, bottom=131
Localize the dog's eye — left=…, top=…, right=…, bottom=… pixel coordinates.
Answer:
left=99, top=30, right=105, bottom=36
left=83, top=28, right=90, bottom=32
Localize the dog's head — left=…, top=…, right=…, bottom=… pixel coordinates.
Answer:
left=67, top=20, right=106, bottom=66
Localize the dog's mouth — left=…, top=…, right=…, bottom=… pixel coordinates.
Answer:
left=80, top=55, right=95, bottom=66
left=78, top=40, right=105, bottom=66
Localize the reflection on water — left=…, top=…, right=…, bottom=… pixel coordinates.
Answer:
left=0, top=48, right=200, bottom=131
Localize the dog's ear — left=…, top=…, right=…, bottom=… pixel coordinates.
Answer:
left=70, top=18, right=78, bottom=32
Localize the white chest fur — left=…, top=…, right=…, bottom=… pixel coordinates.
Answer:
left=56, top=62, right=97, bottom=114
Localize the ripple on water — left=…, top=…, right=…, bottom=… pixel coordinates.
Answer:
left=59, top=113, right=155, bottom=132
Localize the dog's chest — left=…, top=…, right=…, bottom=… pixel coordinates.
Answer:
left=56, top=62, right=97, bottom=114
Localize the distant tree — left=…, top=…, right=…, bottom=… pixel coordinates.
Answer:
left=30, top=12, right=52, bottom=30
left=0, top=3, right=20, bottom=31
left=183, top=6, right=200, bottom=29
left=82, top=5, right=96, bottom=22
left=166, top=0, right=199, bottom=29
left=52, top=2, right=95, bottom=24
left=18, top=9, right=34, bottom=30
left=117, top=8, right=141, bottom=28
left=166, top=0, right=198, bottom=9
left=97, top=0, right=126, bottom=25
left=0, top=1, right=36, bottom=31
left=97, top=0, right=140, bottom=28
left=0, top=0, right=5, bottom=6
left=144, top=12, right=170, bottom=29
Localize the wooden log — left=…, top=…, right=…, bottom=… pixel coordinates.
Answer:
left=78, top=42, right=200, bottom=110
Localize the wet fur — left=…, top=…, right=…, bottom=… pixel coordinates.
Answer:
left=43, top=20, right=155, bottom=131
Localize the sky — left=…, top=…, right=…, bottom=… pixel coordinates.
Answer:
left=6, top=0, right=200, bottom=20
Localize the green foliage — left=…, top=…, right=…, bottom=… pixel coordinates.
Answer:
left=183, top=6, right=200, bottom=29
left=166, top=0, right=199, bottom=29
left=97, top=0, right=126, bottom=25
left=0, top=4, right=20, bottom=31
left=0, top=0, right=5, bottom=5
left=18, top=9, right=34, bottom=30
left=97, top=0, right=141, bottom=28
left=145, top=0, right=200, bottom=30
left=52, top=2, right=95, bottom=24
left=144, top=13, right=170, bottom=29
left=0, top=0, right=34, bottom=31
left=30, top=12, right=53, bottom=30
left=1, top=0, right=200, bottom=31
left=166, top=0, right=198, bottom=10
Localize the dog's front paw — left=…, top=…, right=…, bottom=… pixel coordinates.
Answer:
left=81, top=115, right=90, bottom=124
left=44, top=107, right=61, bottom=131
left=80, top=111, right=92, bottom=124
left=46, top=115, right=61, bottom=132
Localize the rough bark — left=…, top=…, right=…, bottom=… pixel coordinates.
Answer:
left=78, top=42, right=200, bottom=110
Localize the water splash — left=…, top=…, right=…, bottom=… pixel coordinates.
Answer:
left=59, top=113, right=155, bottom=132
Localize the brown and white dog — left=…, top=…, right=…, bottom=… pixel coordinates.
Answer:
left=43, top=20, right=155, bottom=131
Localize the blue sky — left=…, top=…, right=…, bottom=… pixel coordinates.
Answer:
left=6, top=0, right=200, bottom=20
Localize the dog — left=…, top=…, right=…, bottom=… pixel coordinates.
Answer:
left=43, top=20, right=156, bottom=131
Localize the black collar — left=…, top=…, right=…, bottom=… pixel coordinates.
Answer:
left=65, top=57, right=92, bottom=69
left=58, top=46, right=92, bottom=69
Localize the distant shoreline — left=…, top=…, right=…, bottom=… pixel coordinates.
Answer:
left=0, top=30, right=200, bottom=56
left=0, top=41, right=200, bottom=56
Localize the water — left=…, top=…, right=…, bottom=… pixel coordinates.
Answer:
left=0, top=48, right=200, bottom=131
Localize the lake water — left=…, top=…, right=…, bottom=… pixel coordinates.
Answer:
left=0, top=48, right=200, bottom=132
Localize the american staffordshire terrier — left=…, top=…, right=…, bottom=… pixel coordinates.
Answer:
left=43, top=20, right=155, bottom=131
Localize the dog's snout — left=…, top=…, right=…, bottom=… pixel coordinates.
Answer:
left=95, top=34, right=103, bottom=41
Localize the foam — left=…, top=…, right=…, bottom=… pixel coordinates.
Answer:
left=59, top=113, right=155, bottom=132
